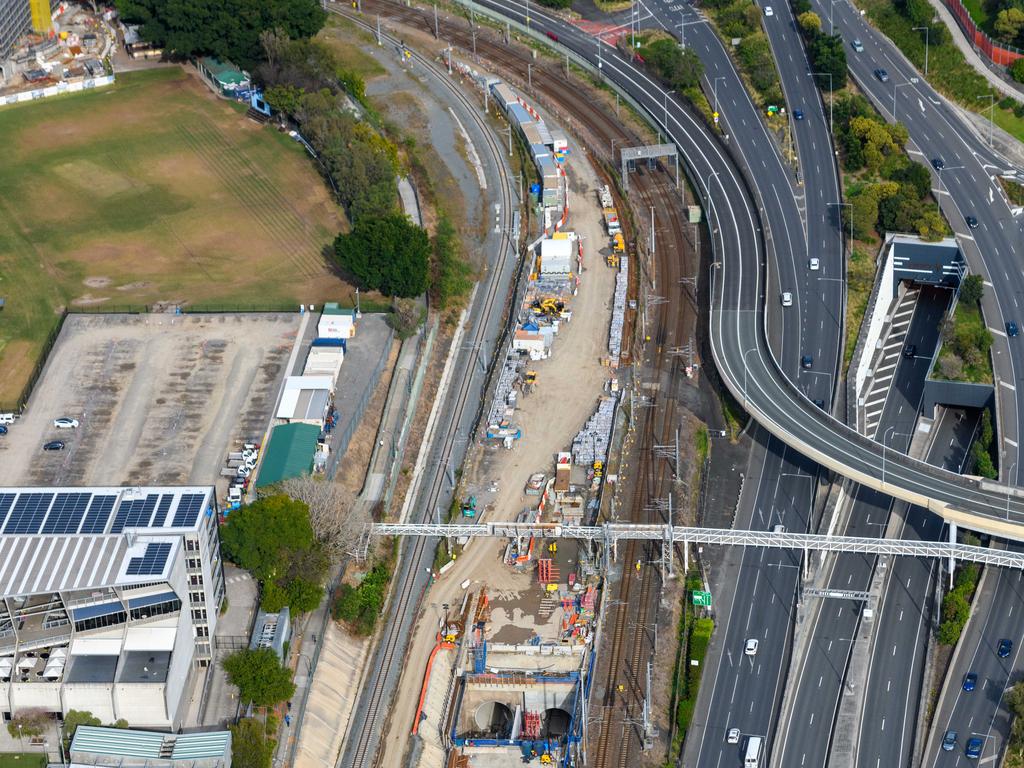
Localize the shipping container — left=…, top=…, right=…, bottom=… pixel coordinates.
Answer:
left=521, top=122, right=544, bottom=146
left=491, top=82, right=517, bottom=112
left=507, top=103, right=533, bottom=127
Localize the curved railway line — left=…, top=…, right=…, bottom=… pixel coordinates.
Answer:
left=337, top=3, right=699, bottom=766
left=328, top=10, right=516, bottom=768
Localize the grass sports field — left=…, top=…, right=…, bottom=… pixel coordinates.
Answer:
left=0, top=67, right=349, bottom=407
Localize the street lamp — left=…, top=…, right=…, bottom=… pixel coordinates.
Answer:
left=1007, top=462, right=1017, bottom=519
left=893, top=80, right=913, bottom=122
left=712, top=76, right=726, bottom=119
left=809, top=71, right=834, bottom=135
left=977, top=94, right=995, bottom=148
left=678, top=16, right=704, bottom=50
left=935, top=165, right=964, bottom=211
left=527, top=62, right=532, bottom=89
left=912, top=25, right=930, bottom=75
left=743, top=347, right=759, bottom=408
left=882, top=426, right=913, bottom=486
left=664, top=89, right=675, bottom=133
left=705, top=171, right=722, bottom=239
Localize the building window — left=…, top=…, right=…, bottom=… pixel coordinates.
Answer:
left=185, top=539, right=198, bottom=552
left=74, top=610, right=127, bottom=633
left=196, top=625, right=209, bottom=637
left=191, top=608, right=207, bottom=621
left=130, top=597, right=181, bottom=621
left=187, top=558, right=201, bottom=570
left=190, top=591, right=204, bottom=605
left=189, top=574, right=204, bottom=587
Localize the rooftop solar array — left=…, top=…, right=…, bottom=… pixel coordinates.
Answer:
left=0, top=487, right=211, bottom=537
left=125, top=542, right=173, bottom=576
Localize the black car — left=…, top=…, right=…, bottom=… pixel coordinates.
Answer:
left=813, top=398, right=825, bottom=409
left=1009, top=321, right=1020, bottom=338
left=932, top=157, right=945, bottom=170
left=42, top=440, right=65, bottom=451
left=999, top=638, right=1013, bottom=658
left=874, top=68, right=889, bottom=82
left=801, top=355, right=813, bottom=369
left=966, top=215, right=979, bottom=228
left=904, top=343, right=916, bottom=358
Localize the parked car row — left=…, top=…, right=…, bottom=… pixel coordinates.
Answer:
left=222, top=443, right=261, bottom=505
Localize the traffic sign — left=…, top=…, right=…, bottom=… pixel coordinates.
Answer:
left=692, top=590, right=712, bottom=607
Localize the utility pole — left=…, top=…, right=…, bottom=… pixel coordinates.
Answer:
left=376, top=14, right=381, bottom=45
left=446, top=44, right=452, bottom=75
left=505, top=125, right=513, bottom=157
left=434, top=3, right=439, bottom=39
left=528, top=62, right=533, bottom=89
left=650, top=206, right=656, bottom=261
left=978, top=94, right=995, bottom=147
left=913, top=25, right=930, bottom=75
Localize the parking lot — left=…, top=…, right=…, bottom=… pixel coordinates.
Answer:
left=0, top=313, right=301, bottom=487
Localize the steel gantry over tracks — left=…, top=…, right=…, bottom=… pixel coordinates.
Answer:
left=372, top=522, right=1024, bottom=571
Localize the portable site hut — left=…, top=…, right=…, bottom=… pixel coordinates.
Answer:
left=540, top=237, right=573, bottom=275
left=255, top=423, right=321, bottom=488
left=303, top=346, right=344, bottom=386
left=318, top=303, right=357, bottom=339
left=276, top=375, right=333, bottom=425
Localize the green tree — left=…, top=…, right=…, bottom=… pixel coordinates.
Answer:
left=1011, top=58, right=1024, bottom=84
left=995, top=7, right=1024, bottom=44
left=1007, top=681, right=1024, bottom=718
left=333, top=213, right=431, bottom=297
left=264, top=84, right=305, bottom=117
left=738, top=34, right=780, bottom=96
left=886, top=160, right=931, bottom=199
left=220, top=495, right=317, bottom=582
left=112, top=719, right=129, bottom=729
left=433, top=214, right=473, bottom=308
left=114, top=0, right=327, bottom=71
left=808, top=33, right=848, bottom=89
left=223, top=648, right=296, bottom=707
left=797, top=10, right=822, bottom=35
left=231, top=718, right=276, bottom=768
left=960, top=273, right=985, bottom=305
left=62, top=710, right=101, bottom=749
left=8, top=708, right=49, bottom=739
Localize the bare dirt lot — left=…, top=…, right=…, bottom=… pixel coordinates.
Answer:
left=0, top=313, right=300, bottom=487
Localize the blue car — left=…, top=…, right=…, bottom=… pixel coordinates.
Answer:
left=0, top=425, right=6, bottom=436
left=966, top=737, right=983, bottom=759
left=942, top=730, right=957, bottom=751
left=794, top=109, right=804, bottom=120
left=999, top=639, right=1013, bottom=658
left=1008, top=321, right=1019, bottom=338
left=963, top=672, right=977, bottom=692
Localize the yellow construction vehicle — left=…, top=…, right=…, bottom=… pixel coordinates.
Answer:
left=593, top=460, right=604, bottom=479
left=524, top=371, right=538, bottom=394
left=613, top=232, right=625, bottom=252
left=540, top=754, right=553, bottom=765
left=532, top=298, right=565, bottom=318
left=606, top=251, right=620, bottom=268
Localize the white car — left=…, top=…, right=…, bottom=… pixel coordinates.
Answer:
left=745, top=638, right=759, bottom=656
left=53, top=417, right=79, bottom=429
left=764, top=5, right=773, bottom=15
left=727, top=728, right=741, bottom=744
left=781, top=292, right=793, bottom=307
left=809, top=257, right=820, bottom=271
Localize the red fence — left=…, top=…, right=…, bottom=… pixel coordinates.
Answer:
left=942, top=0, right=1023, bottom=67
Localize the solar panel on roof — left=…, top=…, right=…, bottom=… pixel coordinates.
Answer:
left=3, top=492, right=54, bottom=534
left=125, top=542, right=172, bottom=576
left=153, top=494, right=173, bottom=527
left=0, top=493, right=15, bottom=530
left=80, top=495, right=115, bottom=534
left=171, top=493, right=206, bottom=528
left=42, top=492, right=92, bottom=534
left=111, top=494, right=159, bottom=533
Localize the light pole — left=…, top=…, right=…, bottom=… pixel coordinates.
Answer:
left=1008, top=462, right=1017, bottom=519
left=678, top=16, right=704, bottom=50
left=527, top=63, right=532, bottom=89
left=978, top=94, right=995, bottom=147
left=664, top=89, right=675, bottom=132
left=810, top=71, right=834, bottom=135
left=712, top=76, right=726, bottom=119
left=743, top=347, right=759, bottom=408
left=882, top=426, right=913, bottom=485
left=893, top=80, right=913, bottom=122
left=935, top=165, right=963, bottom=211
left=912, top=25, right=930, bottom=75
left=610, top=137, right=622, bottom=161
left=706, top=171, right=721, bottom=240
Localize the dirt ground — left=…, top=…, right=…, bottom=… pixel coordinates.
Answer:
left=0, top=313, right=300, bottom=487
left=379, top=137, right=621, bottom=767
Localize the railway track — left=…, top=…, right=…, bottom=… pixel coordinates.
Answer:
left=329, top=10, right=517, bottom=768
left=341, top=3, right=699, bottom=766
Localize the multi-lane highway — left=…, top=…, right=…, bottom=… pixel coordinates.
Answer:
left=820, top=0, right=1024, bottom=478
left=775, top=285, right=950, bottom=766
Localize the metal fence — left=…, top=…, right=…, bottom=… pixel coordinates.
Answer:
left=943, top=0, right=1024, bottom=67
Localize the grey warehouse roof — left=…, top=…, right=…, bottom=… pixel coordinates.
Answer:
left=71, top=724, right=231, bottom=763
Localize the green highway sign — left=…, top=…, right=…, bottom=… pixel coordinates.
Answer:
left=692, top=590, right=712, bottom=608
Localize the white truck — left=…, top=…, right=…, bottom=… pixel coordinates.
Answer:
left=745, top=736, right=762, bottom=767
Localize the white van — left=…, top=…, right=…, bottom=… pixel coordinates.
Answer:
left=0, top=413, right=14, bottom=425
left=745, top=736, right=763, bottom=767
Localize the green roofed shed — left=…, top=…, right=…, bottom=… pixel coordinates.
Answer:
left=256, top=423, right=320, bottom=488
left=197, top=56, right=251, bottom=95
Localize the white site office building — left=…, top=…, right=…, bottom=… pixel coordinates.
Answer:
left=0, top=486, right=224, bottom=729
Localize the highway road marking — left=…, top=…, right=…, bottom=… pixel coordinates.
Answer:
left=1006, top=438, right=1018, bottom=448
left=730, top=677, right=738, bottom=703
left=899, top=609, right=904, bottom=621
left=882, top=717, right=886, bottom=731
left=1000, top=380, right=1017, bottom=391
left=818, top=675, right=823, bottom=687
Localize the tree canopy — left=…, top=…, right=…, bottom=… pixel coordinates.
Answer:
left=333, top=213, right=431, bottom=297
left=114, top=0, right=326, bottom=70
left=224, top=648, right=296, bottom=707
left=63, top=710, right=101, bottom=749
left=230, top=718, right=276, bottom=768
left=220, top=494, right=328, bottom=613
